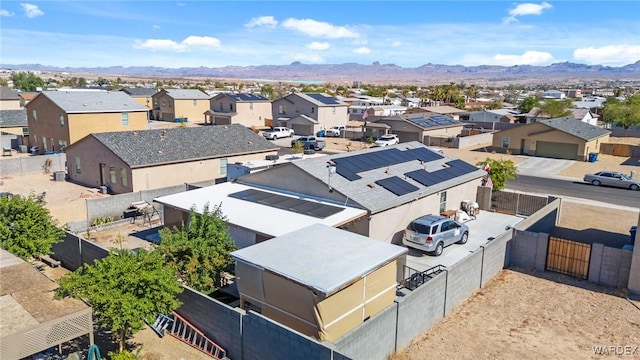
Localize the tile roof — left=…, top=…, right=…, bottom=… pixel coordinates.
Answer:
left=284, top=142, right=485, bottom=214
left=35, top=91, right=148, bottom=113
left=539, top=117, right=610, bottom=141
left=0, top=109, right=27, bottom=127
left=121, top=87, right=157, bottom=97
left=0, top=87, right=20, bottom=101
left=86, top=124, right=278, bottom=167
left=163, top=89, right=210, bottom=100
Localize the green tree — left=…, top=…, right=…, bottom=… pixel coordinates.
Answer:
left=291, top=140, right=304, bottom=155
left=475, top=158, right=519, bottom=191
left=539, top=99, right=573, bottom=118
left=56, top=249, right=182, bottom=352
left=602, top=95, right=640, bottom=135
left=10, top=72, right=45, bottom=91
left=78, top=77, right=87, bottom=88
left=0, top=194, right=63, bottom=260
left=260, top=84, right=275, bottom=100
left=518, top=96, right=540, bottom=114
left=486, top=100, right=503, bottom=110
left=157, top=203, right=236, bottom=294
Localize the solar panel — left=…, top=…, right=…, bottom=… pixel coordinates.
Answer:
left=334, top=147, right=444, bottom=181
left=406, top=114, right=460, bottom=128
left=405, top=169, right=438, bottom=187
left=375, top=176, right=419, bottom=196
left=306, top=93, right=340, bottom=105
left=407, top=147, right=444, bottom=162
left=405, top=160, right=479, bottom=188
left=229, top=189, right=343, bottom=218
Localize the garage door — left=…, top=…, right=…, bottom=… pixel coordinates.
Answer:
left=214, top=116, right=231, bottom=125
left=535, top=141, right=578, bottom=160
left=291, top=124, right=313, bottom=136
left=395, top=131, right=420, bottom=143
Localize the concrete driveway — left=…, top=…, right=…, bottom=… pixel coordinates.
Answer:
left=404, top=211, right=523, bottom=271
left=516, top=156, right=575, bottom=177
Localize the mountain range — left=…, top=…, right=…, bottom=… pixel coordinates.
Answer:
left=3, top=61, right=640, bottom=85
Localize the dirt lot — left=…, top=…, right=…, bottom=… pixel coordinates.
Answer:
left=393, top=269, right=640, bottom=360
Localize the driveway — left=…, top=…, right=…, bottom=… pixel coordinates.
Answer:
left=516, top=156, right=575, bottom=177
left=404, top=210, right=523, bottom=270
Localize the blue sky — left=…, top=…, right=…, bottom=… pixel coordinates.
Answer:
left=1, top=1, right=639, bottom=68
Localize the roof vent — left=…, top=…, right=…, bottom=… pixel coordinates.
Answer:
left=385, top=167, right=391, bottom=174
left=367, top=183, right=376, bottom=189
left=132, top=131, right=138, bottom=136
left=160, top=130, right=166, bottom=140
left=157, top=150, right=163, bottom=155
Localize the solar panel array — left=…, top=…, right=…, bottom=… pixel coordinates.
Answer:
left=306, top=93, right=341, bottom=105
left=229, top=189, right=343, bottom=218
left=406, top=114, right=460, bottom=128
left=333, top=147, right=444, bottom=181
left=375, top=176, right=419, bottom=196
left=228, top=93, right=268, bottom=102
left=405, top=160, right=479, bottom=187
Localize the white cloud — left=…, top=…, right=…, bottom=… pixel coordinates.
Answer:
left=20, top=3, right=44, bottom=18
left=0, top=9, right=15, bottom=17
left=353, top=47, right=371, bottom=55
left=391, top=41, right=402, bottom=47
left=282, top=18, right=358, bottom=39
left=134, top=36, right=221, bottom=52
left=291, top=53, right=324, bottom=63
left=153, top=25, right=160, bottom=29
left=245, top=16, right=278, bottom=29
left=307, top=42, right=330, bottom=50
left=503, top=2, right=552, bottom=24
left=573, top=45, right=640, bottom=66
left=493, top=51, right=554, bottom=65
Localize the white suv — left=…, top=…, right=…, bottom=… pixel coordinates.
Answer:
left=372, top=134, right=400, bottom=147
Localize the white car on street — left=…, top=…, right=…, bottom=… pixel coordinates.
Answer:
left=372, top=134, right=400, bottom=147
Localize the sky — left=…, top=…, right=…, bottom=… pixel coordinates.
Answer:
left=1, top=1, right=639, bottom=69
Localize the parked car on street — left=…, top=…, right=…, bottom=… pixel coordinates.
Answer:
left=372, top=134, right=400, bottom=147
left=291, top=136, right=326, bottom=151
left=325, top=125, right=346, bottom=137
left=402, top=215, right=469, bottom=256
left=583, top=171, right=639, bottom=191
left=263, top=127, right=294, bottom=140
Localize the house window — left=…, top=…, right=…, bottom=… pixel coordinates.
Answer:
left=109, top=167, right=116, bottom=184
left=249, top=102, right=253, bottom=110
left=332, top=108, right=336, bottom=115
left=502, top=137, right=510, bottom=149
left=58, top=140, right=67, bottom=151
left=121, top=113, right=129, bottom=126
left=311, top=107, right=315, bottom=113
left=33, top=134, right=38, bottom=144
left=230, top=104, right=234, bottom=111
left=121, top=168, right=128, bottom=187
left=75, top=157, right=81, bottom=174
left=279, top=105, right=285, bottom=114
left=439, top=191, right=447, bottom=213
left=32, top=110, right=37, bottom=122
left=161, top=99, right=166, bottom=107
left=59, top=114, right=64, bottom=127
left=42, top=137, right=47, bottom=151
left=220, top=158, right=228, bottom=176
left=22, top=127, right=29, bottom=136
left=219, top=102, right=223, bottom=111
left=193, top=100, right=197, bottom=106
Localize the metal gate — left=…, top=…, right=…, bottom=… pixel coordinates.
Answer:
left=491, top=191, right=551, bottom=216
left=545, top=236, right=591, bottom=279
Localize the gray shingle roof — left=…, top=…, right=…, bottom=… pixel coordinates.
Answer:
left=87, top=124, right=278, bottom=167
left=164, top=89, right=210, bottom=100
left=0, top=87, right=20, bottom=101
left=121, top=87, right=157, bottom=97
left=36, top=91, right=148, bottom=113
left=288, top=142, right=485, bottom=214
left=0, top=109, right=27, bottom=127
left=540, top=117, right=610, bottom=141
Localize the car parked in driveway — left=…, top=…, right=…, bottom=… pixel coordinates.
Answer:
left=372, top=134, right=400, bottom=147
left=583, top=171, right=639, bottom=191
left=402, top=215, right=469, bottom=256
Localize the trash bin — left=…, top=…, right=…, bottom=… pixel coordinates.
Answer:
left=631, top=226, right=637, bottom=245
left=631, top=170, right=636, bottom=179
left=588, top=152, right=598, bottom=163
left=316, top=130, right=325, bottom=137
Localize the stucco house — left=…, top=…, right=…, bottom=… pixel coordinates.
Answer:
left=121, top=87, right=157, bottom=110
left=407, top=106, right=467, bottom=120
left=366, top=113, right=464, bottom=143
left=151, top=89, right=210, bottom=123
left=271, top=93, right=348, bottom=135
left=491, top=117, right=611, bottom=160
left=569, top=108, right=598, bottom=126
left=205, top=93, right=272, bottom=128
left=65, top=124, right=278, bottom=194
left=26, top=90, right=149, bottom=154
left=0, top=86, right=22, bottom=110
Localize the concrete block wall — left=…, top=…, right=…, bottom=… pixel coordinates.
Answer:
left=176, top=287, right=244, bottom=360
left=444, top=249, right=483, bottom=315
left=588, top=244, right=634, bottom=288
left=51, top=231, right=109, bottom=271
left=0, top=153, right=66, bottom=175
left=395, top=272, right=447, bottom=349
left=86, top=184, right=186, bottom=221
left=509, top=230, right=548, bottom=270
left=513, top=198, right=560, bottom=233
left=454, top=132, right=494, bottom=149
left=480, top=232, right=510, bottom=287
left=333, top=302, right=398, bottom=360
left=242, top=311, right=335, bottom=360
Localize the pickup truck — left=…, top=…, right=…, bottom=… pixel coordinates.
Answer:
left=325, top=125, right=346, bottom=137
left=263, top=127, right=294, bottom=140
left=291, top=136, right=326, bottom=151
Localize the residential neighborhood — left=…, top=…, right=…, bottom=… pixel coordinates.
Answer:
left=1, top=72, right=639, bottom=360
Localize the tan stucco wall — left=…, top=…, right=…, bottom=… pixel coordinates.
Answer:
left=0, top=99, right=21, bottom=110
left=65, top=138, right=132, bottom=193
left=272, top=97, right=348, bottom=129
left=27, top=94, right=147, bottom=151
left=131, top=96, right=152, bottom=109
left=0, top=126, right=25, bottom=136
left=369, top=178, right=482, bottom=244
left=492, top=123, right=609, bottom=160
left=173, top=99, right=209, bottom=123
left=210, top=97, right=272, bottom=128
